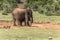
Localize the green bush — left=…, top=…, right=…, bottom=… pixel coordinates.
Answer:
left=2, top=12, right=8, bottom=15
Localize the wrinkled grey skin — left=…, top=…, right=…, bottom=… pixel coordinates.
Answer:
left=12, top=8, right=33, bottom=26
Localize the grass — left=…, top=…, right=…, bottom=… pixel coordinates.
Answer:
left=0, top=13, right=12, bottom=20
left=33, top=12, right=60, bottom=23
left=0, top=12, right=60, bottom=23
left=0, top=12, right=60, bottom=40
left=0, top=28, right=60, bottom=40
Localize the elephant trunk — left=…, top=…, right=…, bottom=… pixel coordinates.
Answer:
left=25, top=11, right=28, bottom=26
left=30, top=11, right=33, bottom=23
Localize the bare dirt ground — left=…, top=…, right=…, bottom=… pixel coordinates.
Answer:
left=0, top=20, right=60, bottom=30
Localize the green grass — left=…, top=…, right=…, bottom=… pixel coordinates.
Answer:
left=0, top=13, right=12, bottom=20
left=0, top=12, right=60, bottom=23
left=0, top=28, right=60, bottom=40
left=0, top=12, right=60, bottom=40
left=33, top=12, right=60, bottom=23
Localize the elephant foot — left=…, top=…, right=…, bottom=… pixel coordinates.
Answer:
left=24, top=21, right=32, bottom=26
left=28, top=21, right=32, bottom=27
left=13, top=24, right=17, bottom=26
left=27, top=24, right=31, bottom=27
left=24, top=24, right=31, bottom=27
left=19, top=25, right=22, bottom=26
left=18, top=24, right=22, bottom=26
left=25, top=24, right=31, bottom=27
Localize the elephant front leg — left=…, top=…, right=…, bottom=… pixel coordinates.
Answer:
left=25, top=21, right=28, bottom=26
left=25, top=21, right=31, bottom=26
left=28, top=21, right=32, bottom=26
left=18, top=21, right=22, bottom=26
left=17, top=20, right=22, bottom=26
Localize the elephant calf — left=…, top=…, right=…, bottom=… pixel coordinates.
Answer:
left=12, top=8, right=33, bottom=26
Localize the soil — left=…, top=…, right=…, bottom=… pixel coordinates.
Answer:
left=0, top=20, right=60, bottom=30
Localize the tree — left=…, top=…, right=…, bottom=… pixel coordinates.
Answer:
left=0, top=0, right=60, bottom=16
left=26, top=0, right=60, bottom=16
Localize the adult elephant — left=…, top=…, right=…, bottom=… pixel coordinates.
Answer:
left=12, top=7, right=33, bottom=26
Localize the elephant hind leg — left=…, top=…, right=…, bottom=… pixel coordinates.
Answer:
left=13, top=18, right=17, bottom=26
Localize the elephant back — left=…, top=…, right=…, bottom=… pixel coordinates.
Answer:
left=12, top=8, right=27, bottom=14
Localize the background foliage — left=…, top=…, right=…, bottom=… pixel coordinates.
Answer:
left=27, top=0, right=60, bottom=16
left=0, top=0, right=60, bottom=16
